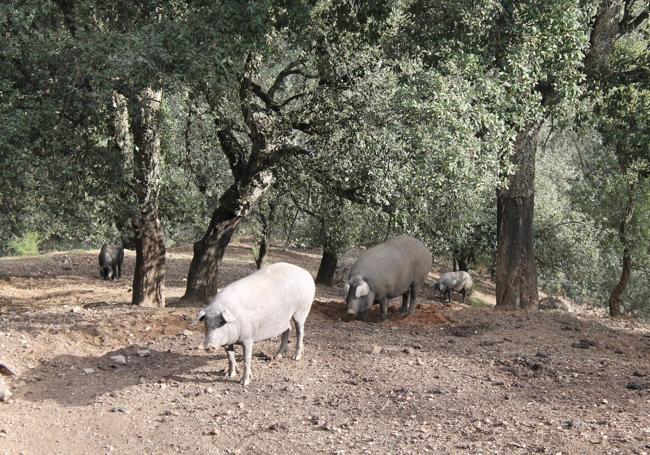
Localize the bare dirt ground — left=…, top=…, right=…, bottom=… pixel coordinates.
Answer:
left=1, top=241, right=649, bottom=455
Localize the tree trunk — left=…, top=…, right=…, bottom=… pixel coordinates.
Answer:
left=608, top=249, right=631, bottom=317
left=608, top=182, right=636, bottom=317
left=110, top=91, right=136, bottom=249
left=183, top=171, right=273, bottom=302
left=255, top=235, right=268, bottom=270
left=283, top=207, right=299, bottom=251
left=456, top=255, right=469, bottom=272
left=583, top=0, right=625, bottom=80
left=315, top=247, right=338, bottom=286
left=130, top=87, right=166, bottom=307
left=255, top=202, right=276, bottom=269
left=495, top=123, right=541, bottom=310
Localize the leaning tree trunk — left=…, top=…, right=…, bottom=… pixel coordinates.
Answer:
left=495, top=123, right=541, bottom=310
left=183, top=171, right=273, bottom=302
left=315, top=247, right=338, bottom=286
left=130, top=87, right=166, bottom=307
left=608, top=182, right=636, bottom=317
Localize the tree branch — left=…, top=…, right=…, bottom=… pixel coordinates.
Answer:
left=216, top=126, right=246, bottom=178
left=53, top=0, right=77, bottom=37
left=259, top=144, right=313, bottom=169
left=289, top=193, right=321, bottom=219
left=625, top=8, right=649, bottom=31
left=291, top=121, right=316, bottom=135
left=279, top=93, right=306, bottom=109
left=248, top=81, right=276, bottom=111
left=268, top=60, right=306, bottom=102
left=239, top=51, right=265, bottom=166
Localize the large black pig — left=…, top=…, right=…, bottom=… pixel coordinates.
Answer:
left=344, top=235, right=432, bottom=321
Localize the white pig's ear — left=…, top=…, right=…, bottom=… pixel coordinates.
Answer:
left=221, top=308, right=236, bottom=323
left=343, top=283, right=350, bottom=296
left=191, top=310, right=206, bottom=326
left=355, top=281, right=370, bottom=298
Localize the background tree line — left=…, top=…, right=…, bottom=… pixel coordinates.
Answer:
left=1, top=0, right=648, bottom=317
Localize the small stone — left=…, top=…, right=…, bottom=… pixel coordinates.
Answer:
left=182, top=330, right=192, bottom=337
left=205, top=387, right=214, bottom=394
left=136, top=350, right=151, bottom=358
left=572, top=339, right=596, bottom=349
left=370, top=346, right=382, bottom=355
left=268, top=422, right=287, bottom=431
left=237, top=402, right=244, bottom=409
left=110, top=355, right=127, bottom=365
left=601, top=398, right=608, bottom=405
left=70, top=306, right=83, bottom=313
left=83, top=368, right=95, bottom=375
left=311, top=415, right=325, bottom=425
left=110, top=406, right=129, bottom=414
left=402, top=347, right=415, bottom=355
left=0, top=380, right=11, bottom=402
left=415, top=357, right=424, bottom=366
left=0, top=363, right=16, bottom=377
left=625, top=381, right=650, bottom=390
left=207, top=427, right=219, bottom=436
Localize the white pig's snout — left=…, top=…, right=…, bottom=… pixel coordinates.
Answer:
left=204, top=343, right=217, bottom=352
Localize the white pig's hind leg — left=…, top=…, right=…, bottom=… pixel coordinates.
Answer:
left=292, top=318, right=305, bottom=361
left=276, top=328, right=290, bottom=359
left=240, top=340, right=253, bottom=386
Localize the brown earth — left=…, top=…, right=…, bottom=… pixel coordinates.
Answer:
left=0, top=241, right=649, bottom=454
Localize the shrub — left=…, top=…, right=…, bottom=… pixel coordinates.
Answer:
left=8, top=231, right=41, bottom=256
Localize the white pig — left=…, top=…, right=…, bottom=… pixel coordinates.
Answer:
left=194, top=262, right=315, bottom=386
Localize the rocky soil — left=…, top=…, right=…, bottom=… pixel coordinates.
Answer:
left=0, top=242, right=649, bottom=454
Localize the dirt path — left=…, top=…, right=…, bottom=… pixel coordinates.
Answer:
left=1, top=243, right=649, bottom=454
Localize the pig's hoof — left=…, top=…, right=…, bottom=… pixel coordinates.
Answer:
left=240, top=377, right=251, bottom=386
left=292, top=353, right=303, bottom=361
left=224, top=366, right=238, bottom=379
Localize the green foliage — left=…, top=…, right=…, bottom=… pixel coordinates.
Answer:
left=8, top=232, right=41, bottom=256
left=534, top=126, right=605, bottom=300
left=2, top=0, right=648, bottom=317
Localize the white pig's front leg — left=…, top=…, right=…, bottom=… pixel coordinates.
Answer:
left=224, top=345, right=238, bottom=379
left=240, top=339, right=253, bottom=386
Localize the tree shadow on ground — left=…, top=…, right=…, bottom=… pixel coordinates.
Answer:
left=17, top=346, right=224, bottom=406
